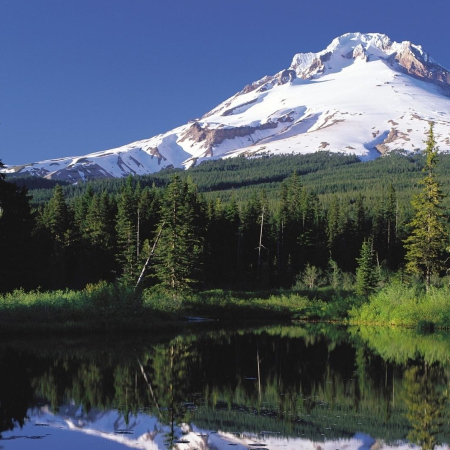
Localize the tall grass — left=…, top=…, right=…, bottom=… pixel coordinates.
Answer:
left=350, top=280, right=450, bottom=328
left=0, top=282, right=159, bottom=333
left=0, top=283, right=354, bottom=333
left=3, top=278, right=449, bottom=333
left=142, top=287, right=318, bottom=320
left=0, top=282, right=140, bottom=319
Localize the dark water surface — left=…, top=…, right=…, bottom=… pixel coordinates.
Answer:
left=1, top=324, right=449, bottom=449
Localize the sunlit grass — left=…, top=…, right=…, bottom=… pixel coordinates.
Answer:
left=2, top=278, right=450, bottom=333
left=349, top=280, right=450, bottom=328
left=0, top=283, right=352, bottom=333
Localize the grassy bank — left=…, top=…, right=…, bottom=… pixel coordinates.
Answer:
left=2, top=279, right=450, bottom=334
left=0, top=282, right=360, bottom=334
left=349, top=280, right=450, bottom=330
left=0, top=283, right=166, bottom=334
left=144, top=286, right=360, bottom=320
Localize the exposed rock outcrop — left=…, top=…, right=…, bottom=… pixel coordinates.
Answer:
left=179, top=121, right=278, bottom=153
left=221, top=98, right=258, bottom=116
left=347, top=44, right=367, bottom=61
left=238, top=69, right=296, bottom=96
left=388, top=42, right=450, bottom=94
left=147, top=146, right=167, bottom=162
left=45, top=163, right=114, bottom=182
left=375, top=128, right=410, bottom=154
left=240, top=75, right=274, bottom=95
left=290, top=52, right=332, bottom=79
left=277, top=69, right=296, bottom=84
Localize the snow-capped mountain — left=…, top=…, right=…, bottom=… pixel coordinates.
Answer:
left=4, top=32, right=450, bottom=182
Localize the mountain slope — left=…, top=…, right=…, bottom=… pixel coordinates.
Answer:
left=4, top=32, right=450, bottom=182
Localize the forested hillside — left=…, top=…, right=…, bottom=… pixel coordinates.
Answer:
left=10, top=150, right=450, bottom=211
left=2, top=149, right=450, bottom=294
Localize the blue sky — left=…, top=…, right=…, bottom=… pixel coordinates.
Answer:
left=1, top=0, right=450, bottom=165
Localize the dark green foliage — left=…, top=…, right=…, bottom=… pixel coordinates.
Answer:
left=404, top=124, right=448, bottom=290
left=2, top=326, right=450, bottom=444
left=372, top=183, right=403, bottom=268
left=5, top=174, right=70, bottom=190
left=355, top=239, right=379, bottom=296
left=4, top=143, right=450, bottom=295
left=82, top=191, right=118, bottom=283
left=0, top=176, right=36, bottom=292
left=73, top=184, right=94, bottom=236
left=404, top=363, right=447, bottom=450
left=19, top=152, right=360, bottom=206
left=278, top=172, right=326, bottom=283
left=203, top=196, right=241, bottom=287
left=153, top=175, right=204, bottom=293
left=37, top=185, right=79, bottom=288
left=115, top=176, right=140, bottom=284
left=41, top=184, right=72, bottom=244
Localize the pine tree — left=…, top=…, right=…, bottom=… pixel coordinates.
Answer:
left=355, top=239, right=379, bottom=296
left=224, top=196, right=241, bottom=282
left=42, top=184, right=72, bottom=244
left=204, top=197, right=237, bottom=286
left=153, top=175, right=202, bottom=293
left=138, top=185, right=161, bottom=245
left=0, top=177, right=36, bottom=292
left=74, top=184, right=94, bottom=238
left=301, top=263, right=322, bottom=289
left=385, top=183, right=398, bottom=252
left=278, top=172, right=305, bottom=281
left=39, top=184, right=75, bottom=288
left=327, top=196, right=341, bottom=252
left=81, top=192, right=117, bottom=282
left=85, top=193, right=115, bottom=248
left=404, top=123, right=448, bottom=290
left=115, top=176, right=139, bottom=284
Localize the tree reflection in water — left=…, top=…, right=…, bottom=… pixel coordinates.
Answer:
left=0, top=348, right=35, bottom=438
left=0, top=325, right=449, bottom=449
left=404, top=362, right=448, bottom=450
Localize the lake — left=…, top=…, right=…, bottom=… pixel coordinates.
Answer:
left=0, top=324, right=449, bottom=449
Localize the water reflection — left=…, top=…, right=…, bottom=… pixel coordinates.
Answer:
left=404, top=363, right=448, bottom=450
left=0, top=325, right=449, bottom=449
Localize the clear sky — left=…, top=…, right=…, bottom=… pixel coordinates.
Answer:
left=1, top=0, right=450, bottom=166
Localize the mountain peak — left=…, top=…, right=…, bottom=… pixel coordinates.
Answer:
left=327, top=32, right=393, bottom=52
left=288, top=32, right=450, bottom=86
left=3, top=33, right=450, bottom=182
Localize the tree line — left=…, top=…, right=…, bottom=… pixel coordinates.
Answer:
left=1, top=125, right=448, bottom=295
left=0, top=163, right=409, bottom=293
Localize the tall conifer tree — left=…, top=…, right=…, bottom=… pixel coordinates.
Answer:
left=404, top=123, right=448, bottom=290
left=355, top=239, right=379, bottom=296
left=42, top=184, right=72, bottom=244
left=0, top=175, right=35, bottom=292
left=40, top=184, right=74, bottom=287
left=153, top=175, right=202, bottom=293
left=115, top=176, right=139, bottom=284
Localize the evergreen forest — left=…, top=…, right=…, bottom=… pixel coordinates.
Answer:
left=2, top=127, right=450, bottom=329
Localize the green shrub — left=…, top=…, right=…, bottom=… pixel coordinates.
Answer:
left=350, top=280, right=450, bottom=328
left=142, top=285, right=184, bottom=313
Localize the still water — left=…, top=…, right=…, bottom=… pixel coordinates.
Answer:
left=0, top=324, right=449, bottom=450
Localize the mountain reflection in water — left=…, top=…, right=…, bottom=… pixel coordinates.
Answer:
left=0, top=325, right=449, bottom=449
